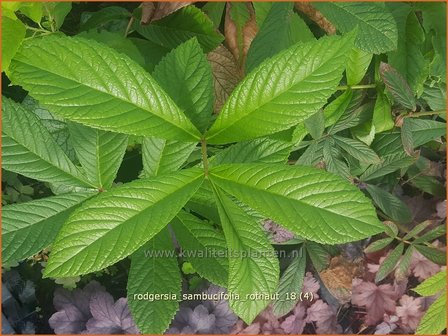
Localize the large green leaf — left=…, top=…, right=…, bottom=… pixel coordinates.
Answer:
left=210, top=138, right=291, bottom=166
left=2, top=16, right=26, bottom=73
left=273, top=247, right=306, bottom=317
left=2, top=192, right=94, bottom=263
left=346, top=47, right=373, bottom=86
left=387, top=4, right=427, bottom=95
left=43, top=168, right=204, bottom=277
left=134, top=5, right=223, bottom=52
left=380, top=62, right=416, bottom=111
left=171, top=211, right=228, bottom=286
left=153, top=38, right=214, bottom=133
left=127, top=228, right=181, bottom=334
left=210, top=163, right=383, bottom=244
left=68, top=123, right=128, bottom=189
left=9, top=35, right=201, bottom=141
left=313, top=2, right=398, bottom=54
left=413, top=270, right=446, bottom=296
left=360, top=152, right=416, bottom=181
left=372, top=91, right=394, bottom=133
left=333, top=135, right=380, bottom=164
left=365, top=184, right=412, bottom=223
left=213, top=187, right=279, bottom=324
left=141, top=137, right=196, bottom=177
left=246, top=2, right=314, bottom=73
left=416, top=291, right=446, bottom=335
left=206, top=32, right=355, bottom=144
left=2, top=98, right=93, bottom=188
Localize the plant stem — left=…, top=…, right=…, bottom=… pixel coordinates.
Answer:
left=124, top=16, right=134, bottom=38
left=406, top=110, right=445, bottom=118
left=336, top=84, right=377, bottom=91
left=201, top=139, right=209, bottom=176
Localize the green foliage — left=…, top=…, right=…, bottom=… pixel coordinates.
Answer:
left=413, top=271, right=447, bottom=335
left=313, top=2, right=398, bottom=53
left=2, top=2, right=445, bottom=332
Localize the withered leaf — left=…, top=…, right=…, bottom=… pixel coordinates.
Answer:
left=207, top=45, right=241, bottom=114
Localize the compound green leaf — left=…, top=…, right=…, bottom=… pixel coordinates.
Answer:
left=364, top=237, right=394, bottom=254
left=373, top=91, right=394, bottom=133
left=141, top=137, right=196, bottom=177
left=413, top=270, right=446, bottom=296
left=360, top=152, right=416, bottom=182
left=207, top=32, right=355, bottom=144
left=416, top=291, right=446, bottom=335
left=171, top=211, right=228, bottom=287
left=305, top=242, right=330, bottom=271
left=213, top=187, right=279, bottom=324
left=68, top=123, right=128, bottom=189
left=313, top=2, right=398, bottom=54
left=127, top=228, right=181, bottom=334
left=304, top=110, right=325, bottom=140
left=323, top=139, right=351, bottom=180
left=44, top=168, right=204, bottom=277
left=405, top=119, right=446, bottom=147
left=134, top=5, right=223, bottom=52
left=414, top=245, right=446, bottom=265
left=2, top=192, right=94, bottom=264
left=346, top=47, right=373, bottom=85
left=153, top=38, right=214, bottom=133
left=273, top=247, right=306, bottom=317
left=365, top=184, right=412, bottom=223
left=210, top=163, right=383, bottom=244
left=210, top=138, right=292, bottom=166
left=9, top=35, right=201, bottom=141
left=375, top=243, right=404, bottom=283
left=333, top=135, right=380, bottom=164
left=246, top=2, right=314, bottom=73
left=2, top=16, right=26, bottom=73
left=80, top=6, right=131, bottom=31
left=2, top=98, right=93, bottom=188
left=387, top=5, right=427, bottom=95
left=380, top=62, right=417, bottom=111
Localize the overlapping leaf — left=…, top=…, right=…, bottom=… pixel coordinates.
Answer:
left=213, top=187, right=279, bottom=324
left=2, top=98, right=93, bottom=188
left=2, top=192, right=94, bottom=263
left=44, top=168, right=204, bottom=277
left=134, top=5, right=223, bottom=52
left=68, top=123, right=128, bottom=189
left=127, top=228, right=181, bottom=334
left=142, top=137, right=196, bottom=177
left=313, top=2, right=398, bottom=54
left=210, top=163, right=383, bottom=244
left=171, top=211, right=228, bottom=286
left=153, top=38, right=214, bottom=133
left=206, top=32, right=355, bottom=144
left=9, top=35, right=201, bottom=141
left=210, top=138, right=291, bottom=166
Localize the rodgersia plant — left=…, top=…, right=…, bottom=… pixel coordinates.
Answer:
left=8, top=1, right=445, bottom=334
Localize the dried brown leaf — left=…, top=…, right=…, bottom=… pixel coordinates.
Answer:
left=224, top=3, right=258, bottom=70
left=295, top=2, right=336, bottom=35
left=140, top=2, right=193, bottom=25
left=207, top=45, right=241, bottom=114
